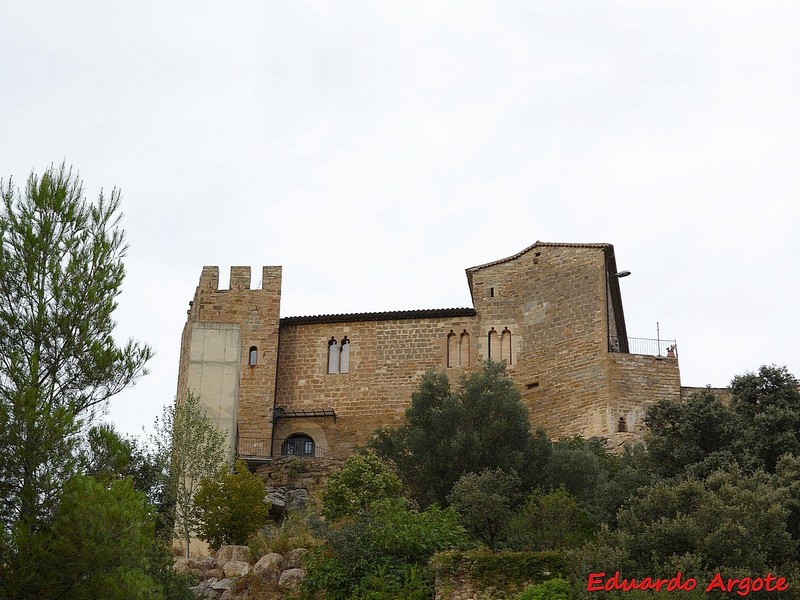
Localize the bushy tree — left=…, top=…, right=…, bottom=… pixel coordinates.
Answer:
left=371, top=361, right=550, bottom=507
left=646, top=366, right=800, bottom=479
left=5, top=475, right=160, bottom=600
left=645, top=388, right=739, bottom=479
left=605, top=467, right=795, bottom=578
left=507, top=488, right=592, bottom=551
left=151, top=391, right=227, bottom=556
left=194, top=460, right=270, bottom=549
left=0, top=165, right=152, bottom=594
left=545, top=439, right=608, bottom=505
left=594, top=442, right=655, bottom=528
left=302, top=498, right=466, bottom=600
left=448, top=468, right=520, bottom=550
left=731, top=365, right=800, bottom=472
left=322, top=451, right=404, bottom=522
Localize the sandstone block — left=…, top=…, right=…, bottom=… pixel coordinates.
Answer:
left=279, top=568, right=306, bottom=590
left=216, top=545, right=250, bottom=564
left=254, top=552, right=284, bottom=581
left=223, top=560, right=251, bottom=578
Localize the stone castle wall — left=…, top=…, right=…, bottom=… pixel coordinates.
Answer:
left=608, top=353, right=682, bottom=433
left=175, top=242, right=683, bottom=461
left=276, top=315, right=480, bottom=459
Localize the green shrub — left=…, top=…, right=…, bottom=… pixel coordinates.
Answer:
left=302, top=498, right=467, bottom=600
left=517, top=577, right=573, bottom=600
left=507, top=488, right=593, bottom=551
left=448, top=468, right=520, bottom=549
left=517, top=577, right=572, bottom=600
left=248, top=503, right=321, bottom=559
left=432, top=549, right=570, bottom=592
left=322, top=452, right=404, bottom=521
left=194, top=460, right=270, bottom=549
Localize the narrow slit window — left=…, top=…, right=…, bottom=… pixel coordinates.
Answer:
left=340, top=336, right=350, bottom=373
left=248, top=346, right=258, bottom=366
left=327, top=337, right=338, bottom=374
left=447, top=331, right=456, bottom=368
left=501, top=327, right=512, bottom=364
left=459, top=330, right=470, bottom=367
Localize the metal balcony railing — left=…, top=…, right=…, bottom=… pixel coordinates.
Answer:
left=236, top=436, right=329, bottom=460
left=282, top=445, right=328, bottom=459
left=237, top=436, right=271, bottom=459
left=609, top=336, right=677, bottom=358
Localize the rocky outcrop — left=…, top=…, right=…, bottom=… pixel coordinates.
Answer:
left=177, top=544, right=308, bottom=599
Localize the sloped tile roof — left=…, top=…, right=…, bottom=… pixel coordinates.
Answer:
left=281, top=307, right=477, bottom=325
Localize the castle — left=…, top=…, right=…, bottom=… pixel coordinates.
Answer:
left=175, top=241, right=685, bottom=462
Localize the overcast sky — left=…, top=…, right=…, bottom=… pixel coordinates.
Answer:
left=2, top=1, right=799, bottom=439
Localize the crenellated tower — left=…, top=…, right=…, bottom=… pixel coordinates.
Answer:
left=176, top=265, right=282, bottom=459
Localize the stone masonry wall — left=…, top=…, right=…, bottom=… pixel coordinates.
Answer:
left=681, top=386, right=732, bottom=404
left=176, top=242, right=683, bottom=462
left=469, top=245, right=616, bottom=438
left=276, top=316, right=480, bottom=459
left=608, top=353, right=682, bottom=433
left=274, top=244, right=629, bottom=453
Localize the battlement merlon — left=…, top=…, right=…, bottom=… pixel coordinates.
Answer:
left=188, top=265, right=283, bottom=320
left=196, top=265, right=283, bottom=293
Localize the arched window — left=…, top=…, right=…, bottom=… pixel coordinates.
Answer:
left=327, top=337, right=338, bottom=374
left=501, top=328, right=512, bottom=364
left=487, top=327, right=498, bottom=360
left=340, top=336, right=350, bottom=373
left=327, top=336, right=351, bottom=374
left=617, top=417, right=627, bottom=433
left=447, top=331, right=456, bottom=368
left=459, top=330, right=470, bottom=367
left=248, top=346, right=258, bottom=366
left=282, top=434, right=315, bottom=457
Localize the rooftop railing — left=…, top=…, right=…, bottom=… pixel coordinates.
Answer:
left=609, top=336, right=677, bottom=358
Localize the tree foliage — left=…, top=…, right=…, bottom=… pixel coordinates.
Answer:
left=4, top=475, right=161, bottom=600
left=731, top=365, right=800, bottom=472
left=604, top=467, right=795, bottom=578
left=448, top=468, right=520, bottom=550
left=302, top=498, right=466, bottom=600
left=646, top=366, right=800, bottom=479
left=194, top=460, right=270, bottom=549
left=507, top=488, right=593, bottom=552
left=0, top=164, right=152, bottom=540
left=645, top=388, right=739, bottom=479
left=151, top=391, right=227, bottom=556
left=0, top=165, right=162, bottom=599
left=322, top=451, right=404, bottom=522
left=370, top=361, right=550, bottom=507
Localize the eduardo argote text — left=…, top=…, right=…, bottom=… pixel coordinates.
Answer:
left=587, top=571, right=789, bottom=596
